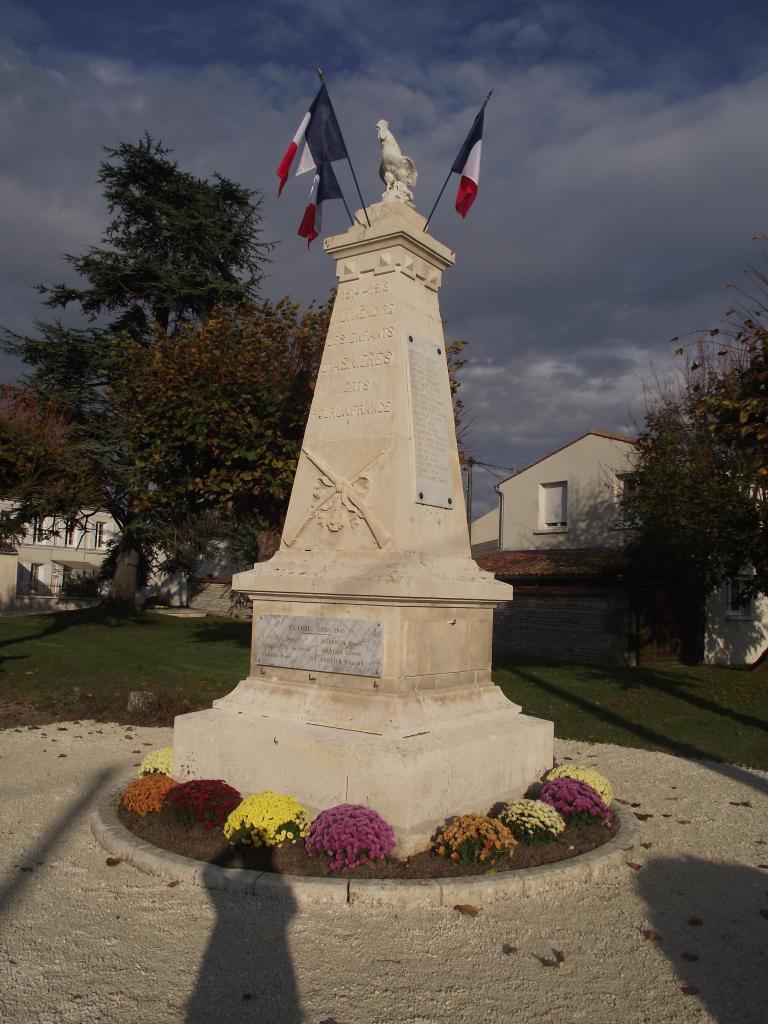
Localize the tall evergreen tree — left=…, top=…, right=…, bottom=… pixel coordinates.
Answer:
left=1, top=134, right=273, bottom=601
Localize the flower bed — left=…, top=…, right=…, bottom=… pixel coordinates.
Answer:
left=116, top=750, right=619, bottom=879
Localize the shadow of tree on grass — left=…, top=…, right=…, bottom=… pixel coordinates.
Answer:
left=502, top=664, right=768, bottom=796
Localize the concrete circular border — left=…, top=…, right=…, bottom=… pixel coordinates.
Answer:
left=90, top=776, right=641, bottom=908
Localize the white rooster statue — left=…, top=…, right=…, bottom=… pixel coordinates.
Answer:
left=376, top=119, right=417, bottom=204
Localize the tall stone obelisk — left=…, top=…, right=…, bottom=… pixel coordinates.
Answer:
left=174, top=177, right=553, bottom=853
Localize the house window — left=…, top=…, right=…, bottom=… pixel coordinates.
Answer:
left=727, top=576, right=755, bottom=620
left=28, top=517, right=46, bottom=543
left=64, top=519, right=77, bottom=547
left=93, top=522, right=106, bottom=548
left=539, top=481, right=568, bottom=530
left=29, top=563, right=42, bottom=594
left=615, top=472, right=639, bottom=526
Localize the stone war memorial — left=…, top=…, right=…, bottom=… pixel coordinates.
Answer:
left=173, top=121, right=554, bottom=856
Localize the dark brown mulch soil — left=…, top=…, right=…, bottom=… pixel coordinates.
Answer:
left=117, top=802, right=618, bottom=879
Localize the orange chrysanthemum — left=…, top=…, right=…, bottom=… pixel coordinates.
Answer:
left=122, top=774, right=177, bottom=816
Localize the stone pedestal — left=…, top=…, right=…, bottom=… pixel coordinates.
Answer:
left=173, top=200, right=553, bottom=854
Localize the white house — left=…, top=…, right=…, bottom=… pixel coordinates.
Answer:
left=471, top=429, right=636, bottom=554
left=0, top=501, right=117, bottom=611
left=470, top=429, right=767, bottom=667
left=704, top=575, right=768, bottom=666
left=470, top=430, right=636, bottom=665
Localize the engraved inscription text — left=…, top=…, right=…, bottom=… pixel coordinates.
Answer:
left=256, top=615, right=383, bottom=676
left=407, top=334, right=454, bottom=509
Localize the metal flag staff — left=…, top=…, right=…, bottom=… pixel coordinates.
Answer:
left=316, top=67, right=371, bottom=227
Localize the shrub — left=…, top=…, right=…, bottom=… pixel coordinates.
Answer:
left=540, top=777, right=614, bottom=827
left=498, top=799, right=566, bottom=844
left=433, top=814, right=516, bottom=865
left=164, top=779, right=242, bottom=830
left=306, top=804, right=396, bottom=872
left=223, top=792, right=310, bottom=847
left=544, top=764, right=613, bottom=806
left=138, top=746, right=173, bottom=778
left=122, top=774, right=177, bottom=816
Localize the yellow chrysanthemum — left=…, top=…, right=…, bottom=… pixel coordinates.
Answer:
left=545, top=765, right=613, bottom=805
left=138, top=746, right=173, bottom=778
left=223, top=792, right=310, bottom=847
left=498, top=798, right=565, bottom=843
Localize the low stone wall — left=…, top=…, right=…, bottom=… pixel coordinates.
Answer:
left=188, top=580, right=252, bottom=619
left=493, top=591, right=632, bottom=666
left=4, top=596, right=100, bottom=615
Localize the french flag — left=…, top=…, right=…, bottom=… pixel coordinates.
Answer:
left=276, top=84, right=349, bottom=195
left=297, top=163, right=343, bottom=246
left=451, top=108, right=484, bottom=218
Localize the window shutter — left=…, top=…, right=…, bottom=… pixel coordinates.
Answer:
left=541, top=482, right=567, bottom=527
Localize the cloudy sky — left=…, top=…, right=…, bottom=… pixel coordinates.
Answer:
left=2, top=0, right=767, bottom=513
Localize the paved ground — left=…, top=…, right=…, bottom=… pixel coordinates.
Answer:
left=0, top=722, right=767, bottom=1024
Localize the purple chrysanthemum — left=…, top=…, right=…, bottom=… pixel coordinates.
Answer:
left=306, top=804, right=396, bottom=872
left=539, top=777, right=614, bottom=827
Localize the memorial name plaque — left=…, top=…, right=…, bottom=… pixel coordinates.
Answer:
left=406, top=332, right=454, bottom=509
left=256, top=615, right=383, bottom=677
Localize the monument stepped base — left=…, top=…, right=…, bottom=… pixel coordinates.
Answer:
left=173, top=700, right=553, bottom=856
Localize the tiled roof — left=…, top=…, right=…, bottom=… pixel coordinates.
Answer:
left=476, top=547, right=628, bottom=580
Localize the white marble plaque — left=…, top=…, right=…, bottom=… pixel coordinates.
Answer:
left=256, top=615, right=383, bottom=676
left=406, top=332, right=454, bottom=509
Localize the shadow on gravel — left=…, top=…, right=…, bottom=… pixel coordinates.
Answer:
left=638, top=856, right=768, bottom=1024
left=0, top=767, right=115, bottom=925
left=185, top=886, right=302, bottom=1024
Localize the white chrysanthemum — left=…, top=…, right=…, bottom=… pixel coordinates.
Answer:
left=499, top=798, right=566, bottom=843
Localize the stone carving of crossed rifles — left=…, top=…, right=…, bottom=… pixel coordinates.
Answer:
left=283, top=446, right=392, bottom=549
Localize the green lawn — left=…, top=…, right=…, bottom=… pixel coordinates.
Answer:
left=0, top=607, right=250, bottom=723
left=1, top=609, right=766, bottom=770
left=495, top=657, right=768, bottom=770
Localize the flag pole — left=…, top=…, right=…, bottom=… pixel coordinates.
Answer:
left=423, top=89, right=493, bottom=233
left=317, top=67, right=372, bottom=227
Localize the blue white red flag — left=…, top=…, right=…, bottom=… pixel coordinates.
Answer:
left=297, top=163, right=343, bottom=246
left=451, top=108, right=484, bottom=217
left=276, top=84, right=349, bottom=195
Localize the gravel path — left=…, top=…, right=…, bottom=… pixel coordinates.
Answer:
left=0, top=722, right=767, bottom=1024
